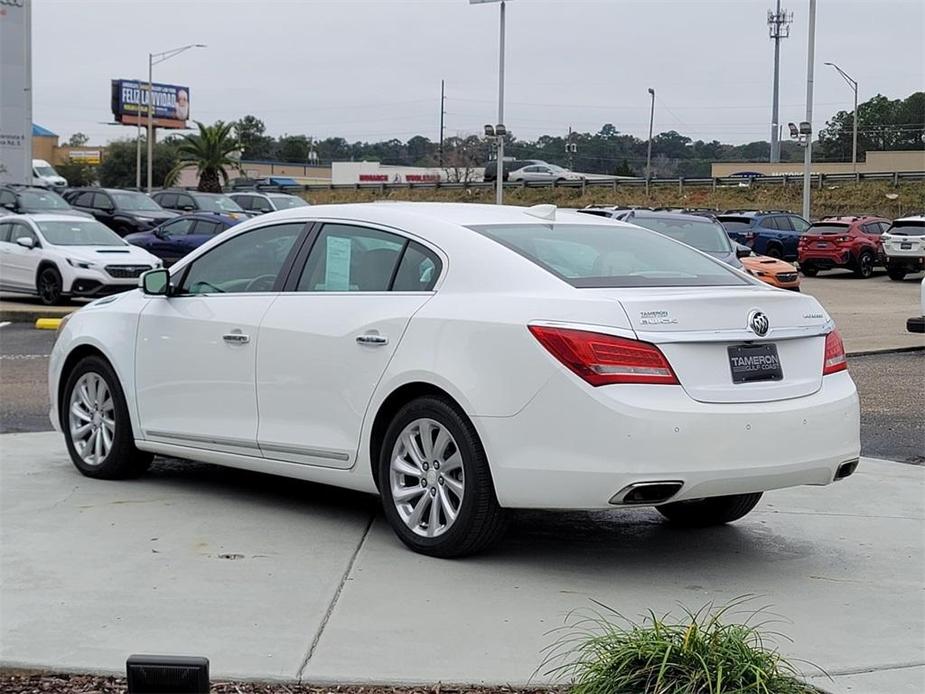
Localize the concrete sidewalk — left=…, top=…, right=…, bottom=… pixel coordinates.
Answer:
left=1, top=432, right=923, bottom=693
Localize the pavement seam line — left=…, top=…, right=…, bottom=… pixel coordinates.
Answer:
left=817, top=660, right=925, bottom=677
left=296, top=511, right=376, bottom=682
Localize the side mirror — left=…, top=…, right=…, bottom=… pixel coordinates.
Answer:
left=141, top=268, right=171, bottom=296
left=15, top=236, right=35, bottom=249
left=259, top=207, right=273, bottom=214
left=736, top=243, right=752, bottom=258
left=2, top=202, right=15, bottom=210
left=181, top=205, right=195, bottom=212
left=153, top=228, right=168, bottom=239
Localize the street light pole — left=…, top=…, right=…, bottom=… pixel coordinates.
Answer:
left=645, top=87, right=655, bottom=197
left=824, top=62, right=858, bottom=174
left=146, top=43, right=206, bottom=193
left=496, top=0, right=506, bottom=205
left=801, top=0, right=816, bottom=220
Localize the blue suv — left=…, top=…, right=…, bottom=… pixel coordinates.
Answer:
left=124, top=213, right=241, bottom=267
left=716, top=210, right=811, bottom=261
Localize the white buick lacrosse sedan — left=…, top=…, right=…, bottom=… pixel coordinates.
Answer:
left=49, top=203, right=860, bottom=556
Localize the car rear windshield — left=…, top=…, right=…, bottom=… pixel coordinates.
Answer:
left=271, top=195, right=309, bottom=210
left=468, top=223, right=749, bottom=288
left=37, top=220, right=127, bottom=246
left=111, top=192, right=162, bottom=211
left=886, top=220, right=925, bottom=236
left=716, top=217, right=752, bottom=231
left=808, top=223, right=851, bottom=234
left=196, top=195, right=244, bottom=212
left=628, top=216, right=733, bottom=253
left=19, top=189, right=70, bottom=210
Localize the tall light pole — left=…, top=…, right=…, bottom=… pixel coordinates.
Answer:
left=824, top=62, right=858, bottom=174
left=801, top=0, right=816, bottom=220
left=645, top=87, right=655, bottom=196
left=146, top=43, right=205, bottom=192
left=470, top=0, right=509, bottom=204
left=767, top=1, right=792, bottom=163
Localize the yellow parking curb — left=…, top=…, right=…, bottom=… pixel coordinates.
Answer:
left=35, top=318, right=62, bottom=330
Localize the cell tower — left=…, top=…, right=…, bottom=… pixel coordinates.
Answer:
left=768, top=0, right=793, bottom=163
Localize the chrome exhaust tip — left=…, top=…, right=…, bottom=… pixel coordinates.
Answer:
left=610, top=480, right=684, bottom=506
left=834, top=458, right=859, bottom=481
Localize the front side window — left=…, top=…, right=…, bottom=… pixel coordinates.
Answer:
left=155, top=193, right=177, bottom=208
left=270, top=195, right=308, bottom=210
left=296, top=224, right=405, bottom=292
left=11, top=224, right=38, bottom=246
left=93, top=192, right=114, bottom=210
left=231, top=195, right=253, bottom=210
left=111, top=192, right=162, bottom=212
left=74, top=191, right=95, bottom=207
left=179, top=223, right=303, bottom=295
left=36, top=220, right=124, bottom=246
left=160, top=218, right=196, bottom=237
left=191, top=220, right=224, bottom=236
left=177, top=194, right=196, bottom=209
left=469, top=223, right=749, bottom=288
left=862, top=223, right=882, bottom=236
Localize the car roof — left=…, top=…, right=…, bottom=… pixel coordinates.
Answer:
left=816, top=215, right=885, bottom=223
left=893, top=214, right=925, bottom=222
left=172, top=212, right=239, bottom=223
left=625, top=210, right=718, bottom=223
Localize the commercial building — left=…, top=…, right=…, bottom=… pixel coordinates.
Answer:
left=711, top=150, right=925, bottom=177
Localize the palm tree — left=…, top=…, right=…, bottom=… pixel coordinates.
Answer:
left=169, top=120, right=240, bottom=192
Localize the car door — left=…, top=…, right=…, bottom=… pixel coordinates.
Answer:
left=91, top=192, right=117, bottom=228
left=3, top=221, right=42, bottom=289
left=149, top=217, right=197, bottom=265
left=176, top=193, right=197, bottom=212
left=0, top=222, right=18, bottom=289
left=255, top=223, right=442, bottom=468
left=135, top=221, right=307, bottom=455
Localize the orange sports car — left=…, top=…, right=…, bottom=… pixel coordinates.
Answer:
left=741, top=255, right=801, bottom=291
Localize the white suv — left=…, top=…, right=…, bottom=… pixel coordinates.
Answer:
left=882, top=214, right=925, bottom=280
left=0, top=214, right=161, bottom=305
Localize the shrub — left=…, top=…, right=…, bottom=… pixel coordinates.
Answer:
left=542, top=599, right=820, bottom=694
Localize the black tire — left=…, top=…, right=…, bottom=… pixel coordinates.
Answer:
left=800, top=263, right=818, bottom=277
left=61, top=355, right=153, bottom=480
left=378, top=396, right=508, bottom=558
left=764, top=245, right=783, bottom=259
left=854, top=250, right=875, bottom=279
left=887, top=264, right=906, bottom=281
left=656, top=492, right=762, bottom=527
left=37, top=266, right=65, bottom=305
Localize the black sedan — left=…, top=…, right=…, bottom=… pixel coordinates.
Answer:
left=64, top=188, right=178, bottom=236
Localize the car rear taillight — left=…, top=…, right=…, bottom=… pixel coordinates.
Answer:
left=833, top=236, right=848, bottom=243
left=823, top=329, right=848, bottom=375
left=528, top=326, right=678, bottom=386
left=743, top=231, right=756, bottom=241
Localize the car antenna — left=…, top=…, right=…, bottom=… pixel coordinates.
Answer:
left=524, top=204, right=556, bottom=221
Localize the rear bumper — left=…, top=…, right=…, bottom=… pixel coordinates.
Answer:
left=476, top=371, right=860, bottom=509
left=800, top=250, right=852, bottom=268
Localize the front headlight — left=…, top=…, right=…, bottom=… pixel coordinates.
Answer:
left=66, top=258, right=96, bottom=269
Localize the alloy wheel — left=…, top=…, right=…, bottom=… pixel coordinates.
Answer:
left=39, top=271, right=61, bottom=304
left=68, top=372, right=116, bottom=466
left=389, top=418, right=465, bottom=538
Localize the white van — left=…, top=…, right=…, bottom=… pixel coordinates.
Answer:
left=32, top=159, right=68, bottom=191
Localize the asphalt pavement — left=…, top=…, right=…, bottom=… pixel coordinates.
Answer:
left=2, top=321, right=920, bottom=461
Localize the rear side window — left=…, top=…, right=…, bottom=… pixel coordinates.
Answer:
left=156, top=193, right=177, bottom=208
left=0, top=223, right=11, bottom=242
left=392, top=242, right=441, bottom=291
left=767, top=216, right=793, bottom=231
left=296, top=224, right=405, bottom=292
left=887, top=220, right=925, bottom=236
left=861, top=223, right=882, bottom=235
left=468, top=223, right=748, bottom=288
left=192, top=220, right=224, bottom=236
left=74, top=191, right=95, bottom=207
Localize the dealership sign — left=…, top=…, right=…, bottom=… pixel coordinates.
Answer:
left=111, top=79, right=190, bottom=129
left=0, top=0, right=32, bottom=184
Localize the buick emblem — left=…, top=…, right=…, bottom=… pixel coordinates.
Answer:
left=748, top=310, right=770, bottom=336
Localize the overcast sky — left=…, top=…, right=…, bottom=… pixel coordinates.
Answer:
left=32, top=0, right=924, bottom=147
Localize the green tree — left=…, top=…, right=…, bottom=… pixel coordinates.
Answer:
left=275, top=134, right=311, bottom=163
left=54, top=161, right=97, bottom=187
left=67, top=132, right=89, bottom=147
left=233, top=115, right=275, bottom=160
left=169, top=121, right=240, bottom=192
left=98, top=138, right=179, bottom=189
left=818, top=92, right=925, bottom=160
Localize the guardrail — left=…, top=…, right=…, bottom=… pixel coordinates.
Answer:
left=235, top=170, right=925, bottom=194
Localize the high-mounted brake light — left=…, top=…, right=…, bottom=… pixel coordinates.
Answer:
left=823, top=329, right=848, bottom=375
left=528, top=326, right=678, bottom=386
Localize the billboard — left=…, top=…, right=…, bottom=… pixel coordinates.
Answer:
left=0, top=0, right=33, bottom=184
left=111, top=79, right=190, bottom=129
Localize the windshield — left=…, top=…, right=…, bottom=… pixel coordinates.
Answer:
left=271, top=195, right=309, bottom=210
left=468, top=223, right=748, bottom=288
left=19, top=189, right=70, bottom=210
left=37, top=220, right=126, bottom=246
left=111, top=192, right=162, bottom=212
left=717, top=217, right=753, bottom=232
left=34, top=166, right=57, bottom=176
left=886, top=220, right=925, bottom=237
left=629, top=216, right=733, bottom=254
left=196, top=195, right=244, bottom=213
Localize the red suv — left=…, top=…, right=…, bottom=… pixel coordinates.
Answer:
left=798, top=216, right=891, bottom=279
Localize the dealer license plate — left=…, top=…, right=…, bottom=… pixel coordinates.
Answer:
left=728, top=343, right=783, bottom=384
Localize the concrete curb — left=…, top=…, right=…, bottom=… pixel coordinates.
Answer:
left=0, top=308, right=76, bottom=324
left=847, top=345, right=924, bottom=357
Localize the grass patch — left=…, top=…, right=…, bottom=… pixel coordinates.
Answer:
left=541, top=598, right=822, bottom=694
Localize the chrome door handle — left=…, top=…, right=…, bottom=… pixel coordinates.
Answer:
left=223, top=332, right=250, bottom=344
left=356, top=334, right=388, bottom=346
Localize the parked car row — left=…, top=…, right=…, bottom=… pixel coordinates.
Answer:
left=0, top=184, right=311, bottom=303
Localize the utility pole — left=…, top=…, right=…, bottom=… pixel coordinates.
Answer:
left=439, top=79, right=446, bottom=167
left=566, top=126, right=574, bottom=170
left=645, top=87, right=655, bottom=197
left=768, top=1, right=792, bottom=163
left=802, top=0, right=816, bottom=220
